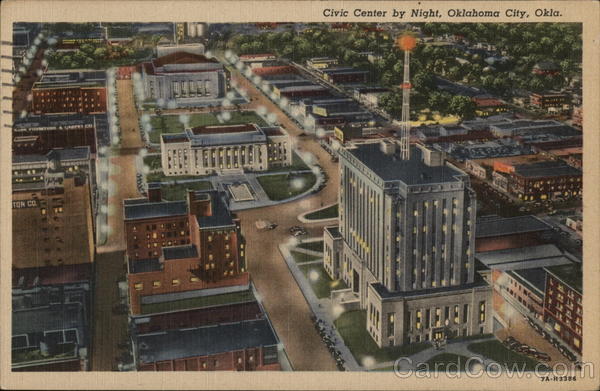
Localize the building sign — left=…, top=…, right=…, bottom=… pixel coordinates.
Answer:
left=12, top=199, right=39, bottom=209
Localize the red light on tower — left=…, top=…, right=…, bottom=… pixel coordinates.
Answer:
left=396, top=34, right=417, bottom=52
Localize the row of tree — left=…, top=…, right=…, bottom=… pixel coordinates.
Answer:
left=46, top=43, right=151, bottom=70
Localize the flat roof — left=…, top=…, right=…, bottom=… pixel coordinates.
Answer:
left=195, top=190, right=235, bottom=228
left=545, top=263, right=582, bottom=293
left=129, top=258, right=162, bottom=274
left=514, top=161, right=581, bottom=178
left=371, top=276, right=489, bottom=300
left=345, top=143, right=465, bottom=185
left=476, top=215, right=552, bottom=238
left=13, top=303, right=83, bottom=335
left=325, top=226, right=342, bottom=239
left=141, top=288, right=254, bottom=315
left=163, top=245, right=198, bottom=260
left=162, top=124, right=272, bottom=147
left=13, top=263, right=92, bottom=289
left=136, top=319, right=278, bottom=364
left=123, top=199, right=188, bottom=221
left=509, top=268, right=547, bottom=295
left=475, top=244, right=575, bottom=271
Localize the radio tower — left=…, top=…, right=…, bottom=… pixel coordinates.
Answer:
left=396, top=34, right=417, bottom=160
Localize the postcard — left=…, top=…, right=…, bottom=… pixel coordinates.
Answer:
left=1, top=1, right=598, bottom=390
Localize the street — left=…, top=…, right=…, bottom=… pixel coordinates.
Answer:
left=91, top=79, right=142, bottom=370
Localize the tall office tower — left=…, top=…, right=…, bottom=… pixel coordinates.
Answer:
left=324, top=141, right=492, bottom=347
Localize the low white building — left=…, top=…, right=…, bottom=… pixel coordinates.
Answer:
left=160, top=123, right=292, bottom=176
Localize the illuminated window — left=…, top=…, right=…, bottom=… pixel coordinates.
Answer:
left=134, top=283, right=143, bottom=290
left=190, top=276, right=200, bottom=282
left=172, top=279, right=180, bottom=286
left=152, top=281, right=161, bottom=288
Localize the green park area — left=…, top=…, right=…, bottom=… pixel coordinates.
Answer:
left=257, top=173, right=316, bottom=201
left=143, top=155, right=162, bottom=171
left=298, top=264, right=346, bottom=299
left=304, top=204, right=339, bottom=220
left=148, top=111, right=267, bottom=143
left=334, top=310, right=429, bottom=364
left=467, top=340, right=543, bottom=371
left=267, top=152, right=311, bottom=173
left=296, top=240, right=324, bottom=253
left=290, top=250, right=321, bottom=264
left=159, top=181, right=213, bottom=201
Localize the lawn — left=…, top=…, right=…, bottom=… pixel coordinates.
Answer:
left=467, top=340, right=544, bottom=371
left=143, top=154, right=162, bottom=171
left=334, top=310, right=430, bottom=364
left=290, top=250, right=321, bottom=264
left=304, top=204, right=339, bottom=220
left=423, top=353, right=470, bottom=372
left=257, top=173, right=317, bottom=201
left=160, top=181, right=213, bottom=201
left=298, top=264, right=346, bottom=299
left=266, top=151, right=311, bottom=173
left=148, top=111, right=267, bottom=143
left=141, top=289, right=255, bottom=315
left=296, top=240, right=324, bottom=253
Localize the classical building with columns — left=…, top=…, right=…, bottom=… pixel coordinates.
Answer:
left=160, top=123, right=292, bottom=176
left=324, top=140, right=492, bottom=347
left=140, top=51, right=227, bottom=103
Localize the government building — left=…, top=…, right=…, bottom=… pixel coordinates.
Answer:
left=160, top=123, right=292, bottom=176
left=324, top=140, right=492, bottom=347
left=140, top=51, right=227, bottom=103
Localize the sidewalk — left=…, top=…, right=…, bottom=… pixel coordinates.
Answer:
left=279, top=243, right=362, bottom=371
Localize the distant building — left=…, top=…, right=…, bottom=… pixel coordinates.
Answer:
left=160, top=123, right=291, bottom=176
left=544, top=263, right=582, bottom=355
left=472, top=96, right=509, bottom=117
left=507, top=160, right=582, bottom=201
left=319, top=67, right=369, bottom=84
left=251, top=65, right=298, bottom=78
left=306, top=57, right=339, bottom=70
left=530, top=91, right=569, bottom=111
left=532, top=61, right=560, bottom=76
left=571, top=106, right=582, bottom=128
left=12, top=174, right=95, bottom=269
left=12, top=264, right=92, bottom=371
left=135, top=319, right=281, bottom=371
left=333, top=125, right=363, bottom=144
left=123, top=188, right=248, bottom=314
left=31, top=71, right=107, bottom=115
left=564, top=215, right=582, bottom=235
left=475, top=215, right=553, bottom=253
left=155, top=43, right=205, bottom=57
left=239, top=53, right=278, bottom=69
left=140, top=52, right=227, bottom=103
left=465, top=160, right=487, bottom=179
left=353, top=87, right=390, bottom=107
left=12, top=147, right=92, bottom=186
left=325, top=141, right=492, bottom=347
left=12, top=114, right=98, bottom=155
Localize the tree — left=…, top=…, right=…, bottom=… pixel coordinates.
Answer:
left=428, top=92, right=451, bottom=115
left=93, top=47, right=108, bottom=59
left=449, top=95, right=476, bottom=120
left=80, top=43, right=95, bottom=55
left=378, top=91, right=403, bottom=118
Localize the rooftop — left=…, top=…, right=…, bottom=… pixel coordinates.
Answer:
left=123, top=199, right=188, bottom=221
left=13, top=303, right=84, bottom=335
left=475, top=244, right=576, bottom=271
left=13, top=263, right=92, bottom=289
left=162, top=245, right=198, bottom=261
left=325, top=226, right=342, bottom=239
left=34, top=71, right=106, bottom=89
left=345, top=143, right=465, bottom=185
left=163, top=123, right=276, bottom=147
left=545, top=263, right=582, bottom=293
left=136, top=319, right=278, bottom=364
left=13, top=113, right=94, bottom=130
left=371, top=276, right=489, bottom=300
left=153, top=51, right=219, bottom=67
left=194, top=190, right=236, bottom=229
left=141, top=288, right=255, bottom=315
left=476, top=215, right=552, bottom=238
left=129, top=258, right=162, bottom=274
left=509, top=268, right=547, bottom=296
left=514, top=161, right=581, bottom=178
